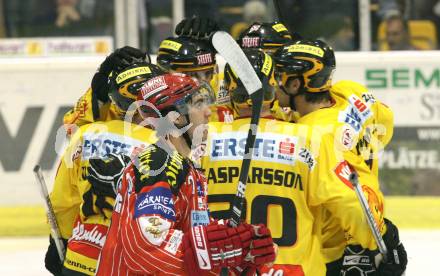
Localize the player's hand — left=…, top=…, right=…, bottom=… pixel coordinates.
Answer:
left=175, top=16, right=219, bottom=39
left=44, top=236, right=67, bottom=276
left=377, top=218, right=407, bottom=276
left=92, top=46, right=148, bottom=102
left=87, top=154, right=131, bottom=197
left=340, top=244, right=378, bottom=276
left=182, top=221, right=252, bottom=275
left=233, top=223, right=277, bottom=275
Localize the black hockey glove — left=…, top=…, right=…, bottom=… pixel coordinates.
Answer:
left=87, top=154, right=131, bottom=198
left=175, top=16, right=219, bottom=39
left=340, top=245, right=378, bottom=276
left=82, top=154, right=131, bottom=217
left=91, top=46, right=148, bottom=103
left=377, top=218, right=407, bottom=276
left=44, top=236, right=67, bottom=276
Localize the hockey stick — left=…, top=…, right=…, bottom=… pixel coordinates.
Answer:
left=212, top=31, right=264, bottom=228
left=349, top=170, right=388, bottom=263
left=33, top=165, right=65, bottom=263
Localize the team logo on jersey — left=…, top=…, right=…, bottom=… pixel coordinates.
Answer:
left=249, top=24, right=261, bottom=33
left=334, top=160, right=355, bottom=189
left=340, top=124, right=357, bottom=150
left=138, top=215, right=172, bottom=246
left=135, top=186, right=176, bottom=221
left=196, top=53, right=213, bottom=65
left=241, top=36, right=260, bottom=48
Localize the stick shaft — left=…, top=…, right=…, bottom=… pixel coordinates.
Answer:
left=33, top=165, right=65, bottom=263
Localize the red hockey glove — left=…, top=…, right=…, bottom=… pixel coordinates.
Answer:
left=233, top=224, right=277, bottom=275
left=183, top=221, right=252, bottom=276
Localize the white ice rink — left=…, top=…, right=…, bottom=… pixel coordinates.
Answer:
left=0, top=230, right=438, bottom=275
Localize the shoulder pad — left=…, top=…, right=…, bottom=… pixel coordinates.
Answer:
left=133, top=144, right=189, bottom=195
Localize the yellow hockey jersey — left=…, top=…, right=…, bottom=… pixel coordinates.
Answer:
left=202, top=118, right=385, bottom=276
left=330, top=80, right=394, bottom=177
left=297, top=80, right=390, bottom=263
left=63, top=88, right=123, bottom=136
left=50, top=120, right=156, bottom=275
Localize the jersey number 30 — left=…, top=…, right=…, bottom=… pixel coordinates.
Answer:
left=208, top=194, right=297, bottom=246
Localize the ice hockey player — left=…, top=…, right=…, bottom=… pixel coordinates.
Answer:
left=44, top=62, right=163, bottom=276
left=63, top=46, right=149, bottom=135
left=273, top=39, right=406, bottom=276
left=95, top=73, right=276, bottom=276
left=202, top=46, right=379, bottom=275
left=155, top=35, right=238, bottom=124
left=237, top=21, right=298, bottom=53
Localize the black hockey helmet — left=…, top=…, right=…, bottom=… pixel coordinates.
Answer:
left=224, top=48, right=277, bottom=108
left=273, top=39, right=336, bottom=92
left=156, top=36, right=216, bottom=73
left=109, top=62, right=165, bottom=113
left=237, top=22, right=299, bottom=53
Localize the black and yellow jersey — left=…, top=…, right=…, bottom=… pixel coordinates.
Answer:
left=202, top=118, right=385, bottom=275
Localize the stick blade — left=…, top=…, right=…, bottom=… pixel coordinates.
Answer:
left=212, top=31, right=262, bottom=95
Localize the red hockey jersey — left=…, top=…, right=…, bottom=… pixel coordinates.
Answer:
left=96, top=144, right=214, bottom=276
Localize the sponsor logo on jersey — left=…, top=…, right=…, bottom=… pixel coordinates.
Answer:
left=298, top=148, right=315, bottom=169
left=65, top=257, right=96, bottom=273
left=210, top=132, right=298, bottom=165
left=242, top=36, right=260, bottom=48
left=196, top=53, right=213, bottom=65
left=82, top=132, right=145, bottom=160
left=164, top=230, right=183, bottom=255
left=71, top=220, right=107, bottom=247
left=191, top=210, right=210, bottom=226
left=192, top=225, right=211, bottom=269
left=339, top=95, right=372, bottom=131
left=343, top=255, right=371, bottom=265
left=140, top=75, right=167, bottom=99
left=135, top=186, right=176, bottom=221
left=334, top=160, right=354, bottom=189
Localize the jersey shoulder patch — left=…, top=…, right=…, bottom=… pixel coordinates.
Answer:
left=133, top=144, right=189, bottom=195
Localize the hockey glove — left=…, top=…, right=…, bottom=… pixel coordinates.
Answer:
left=83, top=154, right=131, bottom=217
left=175, top=16, right=219, bottom=39
left=91, top=46, right=148, bottom=103
left=377, top=218, right=407, bottom=276
left=44, top=236, right=67, bottom=276
left=233, top=224, right=277, bottom=275
left=340, top=244, right=378, bottom=276
left=182, top=221, right=252, bottom=276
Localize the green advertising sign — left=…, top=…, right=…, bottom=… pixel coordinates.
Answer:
left=366, top=68, right=440, bottom=89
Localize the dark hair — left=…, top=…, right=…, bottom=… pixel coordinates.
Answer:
left=304, top=91, right=331, bottom=104
left=286, top=76, right=331, bottom=104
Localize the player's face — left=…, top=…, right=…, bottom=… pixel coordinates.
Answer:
left=186, top=86, right=214, bottom=143
left=184, top=68, right=215, bottom=84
